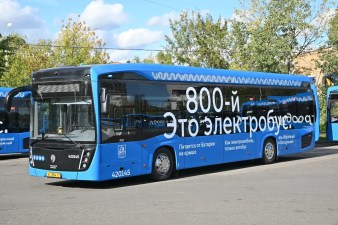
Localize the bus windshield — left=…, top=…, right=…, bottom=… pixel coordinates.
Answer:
left=0, top=97, right=30, bottom=133
left=31, top=96, right=95, bottom=142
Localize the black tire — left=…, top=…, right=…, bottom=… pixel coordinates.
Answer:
left=151, top=148, right=174, bottom=181
left=262, top=138, right=276, bottom=164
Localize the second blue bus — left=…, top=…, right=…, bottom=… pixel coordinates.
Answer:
left=0, top=87, right=30, bottom=155
left=326, top=85, right=338, bottom=140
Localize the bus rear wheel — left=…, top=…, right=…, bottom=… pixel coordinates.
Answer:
left=262, top=138, right=276, bottom=164
left=151, top=148, right=174, bottom=181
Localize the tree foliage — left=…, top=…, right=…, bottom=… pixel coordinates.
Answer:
left=133, top=52, right=173, bottom=65
left=0, top=40, right=53, bottom=87
left=0, top=34, right=26, bottom=79
left=0, top=16, right=110, bottom=87
left=163, top=0, right=331, bottom=74
left=316, top=8, right=338, bottom=132
left=164, top=11, right=230, bottom=69
left=318, top=8, right=338, bottom=75
left=232, top=0, right=331, bottom=74
left=156, top=51, right=173, bottom=65
left=51, top=17, right=109, bottom=66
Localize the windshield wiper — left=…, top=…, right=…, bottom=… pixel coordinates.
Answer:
left=30, top=138, right=40, bottom=146
left=61, top=133, right=83, bottom=150
left=30, top=134, right=48, bottom=146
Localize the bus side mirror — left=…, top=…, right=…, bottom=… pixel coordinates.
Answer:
left=4, top=86, right=31, bottom=112
left=100, top=88, right=109, bottom=115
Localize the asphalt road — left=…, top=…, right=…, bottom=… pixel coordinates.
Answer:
left=1, top=144, right=338, bottom=225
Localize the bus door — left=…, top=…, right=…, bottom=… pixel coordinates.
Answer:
left=183, top=114, right=223, bottom=168
left=100, top=114, right=144, bottom=178
left=222, top=97, right=258, bottom=163
left=327, top=92, right=338, bottom=140
left=184, top=135, right=223, bottom=168
left=223, top=133, right=257, bottom=163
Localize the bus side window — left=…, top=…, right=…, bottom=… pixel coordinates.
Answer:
left=9, top=112, right=20, bottom=132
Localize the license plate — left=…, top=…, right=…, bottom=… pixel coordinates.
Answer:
left=46, top=172, right=62, bottom=179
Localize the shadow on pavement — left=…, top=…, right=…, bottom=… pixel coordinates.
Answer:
left=46, top=142, right=338, bottom=189
left=0, top=153, right=28, bottom=160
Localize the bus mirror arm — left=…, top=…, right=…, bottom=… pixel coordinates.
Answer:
left=4, top=86, right=31, bottom=112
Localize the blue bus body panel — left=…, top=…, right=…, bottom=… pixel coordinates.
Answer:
left=327, top=86, right=338, bottom=141
left=0, top=133, right=19, bottom=154
left=0, top=136, right=29, bottom=154
left=327, top=123, right=338, bottom=140
left=223, top=133, right=257, bottom=162
left=0, top=87, right=31, bottom=98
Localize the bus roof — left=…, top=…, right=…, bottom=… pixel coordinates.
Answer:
left=90, top=63, right=314, bottom=88
left=327, top=85, right=338, bottom=92
left=0, top=87, right=30, bottom=98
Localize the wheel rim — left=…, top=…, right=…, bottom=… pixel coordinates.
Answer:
left=264, top=142, right=275, bottom=160
left=155, top=153, right=171, bottom=175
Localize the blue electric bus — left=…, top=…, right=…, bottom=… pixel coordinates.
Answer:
left=0, top=87, right=30, bottom=155
left=4, top=64, right=319, bottom=181
left=326, top=85, right=338, bottom=140
left=323, top=73, right=338, bottom=141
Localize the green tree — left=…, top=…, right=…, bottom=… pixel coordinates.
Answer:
left=318, top=8, right=338, bottom=75
left=0, top=16, right=111, bottom=87
left=0, top=34, right=26, bottom=79
left=0, top=39, right=53, bottom=87
left=156, top=51, right=173, bottom=65
left=233, top=0, right=331, bottom=74
left=164, top=11, right=230, bottom=68
left=131, top=55, right=155, bottom=64
left=142, top=55, right=156, bottom=64
left=228, top=20, right=251, bottom=70
left=51, top=16, right=110, bottom=66
left=132, top=52, right=173, bottom=64
left=316, top=8, right=338, bottom=132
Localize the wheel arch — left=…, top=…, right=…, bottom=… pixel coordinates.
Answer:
left=262, top=136, right=278, bottom=164
left=149, top=145, right=176, bottom=181
left=152, top=145, right=177, bottom=171
left=260, top=135, right=278, bottom=156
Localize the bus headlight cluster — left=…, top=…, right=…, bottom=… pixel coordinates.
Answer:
left=80, top=151, right=91, bottom=170
left=33, top=155, right=45, bottom=162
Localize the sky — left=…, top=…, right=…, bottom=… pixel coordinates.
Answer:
left=0, top=0, right=242, bottom=62
left=0, top=0, right=336, bottom=62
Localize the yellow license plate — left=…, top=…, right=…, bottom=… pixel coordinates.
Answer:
left=46, top=172, right=62, bottom=179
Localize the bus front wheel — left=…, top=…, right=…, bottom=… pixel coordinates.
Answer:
left=262, top=138, right=276, bottom=164
left=151, top=148, right=174, bottom=181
